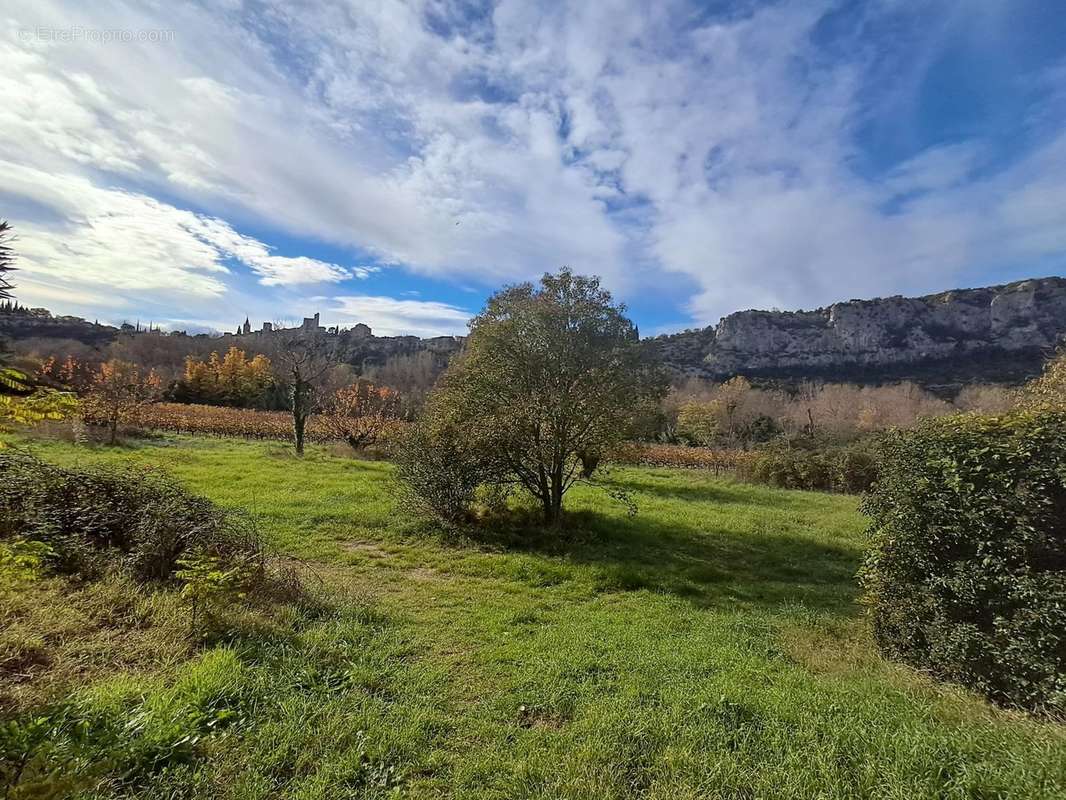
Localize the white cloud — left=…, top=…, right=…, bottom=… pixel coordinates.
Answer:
left=176, top=217, right=352, bottom=286
left=330, top=295, right=470, bottom=338
left=2, top=161, right=230, bottom=299
left=1, top=0, right=1065, bottom=329
left=1, top=160, right=359, bottom=327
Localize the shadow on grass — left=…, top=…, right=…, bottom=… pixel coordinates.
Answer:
left=598, top=470, right=839, bottom=510
left=405, top=479, right=864, bottom=617
left=573, top=511, right=860, bottom=615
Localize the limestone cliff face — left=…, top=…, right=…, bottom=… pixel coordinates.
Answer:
left=653, top=277, right=1066, bottom=384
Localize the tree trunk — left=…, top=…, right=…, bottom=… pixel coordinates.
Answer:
left=541, top=494, right=555, bottom=526
left=108, top=416, right=118, bottom=445
left=293, top=411, right=306, bottom=455
left=291, top=380, right=307, bottom=455
left=549, top=491, right=563, bottom=526
left=544, top=468, right=564, bottom=526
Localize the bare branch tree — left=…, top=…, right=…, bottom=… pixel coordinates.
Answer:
left=267, top=328, right=338, bottom=455
left=0, top=220, right=16, bottom=301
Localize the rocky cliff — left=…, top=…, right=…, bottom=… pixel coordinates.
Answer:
left=652, top=277, right=1066, bottom=386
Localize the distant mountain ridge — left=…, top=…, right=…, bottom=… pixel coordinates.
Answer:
left=651, top=277, right=1066, bottom=387
left=6, top=277, right=1066, bottom=389
left=0, top=305, right=463, bottom=372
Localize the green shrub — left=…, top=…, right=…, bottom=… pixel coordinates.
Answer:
left=860, top=412, right=1066, bottom=715
left=0, top=450, right=260, bottom=581
left=741, top=444, right=877, bottom=493
left=832, top=447, right=879, bottom=493
left=0, top=538, right=52, bottom=586
left=394, top=411, right=506, bottom=524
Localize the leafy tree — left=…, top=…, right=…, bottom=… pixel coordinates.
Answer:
left=676, top=400, right=722, bottom=445
left=396, top=398, right=502, bottom=523
left=1016, top=348, right=1066, bottom=412
left=0, top=222, right=79, bottom=436
left=0, top=372, right=78, bottom=443
left=405, top=269, right=666, bottom=525
left=715, top=376, right=753, bottom=441
left=178, top=347, right=274, bottom=407
left=321, top=379, right=401, bottom=450
left=82, top=359, right=162, bottom=444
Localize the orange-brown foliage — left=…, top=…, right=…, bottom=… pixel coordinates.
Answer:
left=130, top=402, right=408, bottom=448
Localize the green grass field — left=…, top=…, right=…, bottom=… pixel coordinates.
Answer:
left=3, top=435, right=1065, bottom=799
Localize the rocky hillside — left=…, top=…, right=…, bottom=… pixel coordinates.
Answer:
left=652, top=277, right=1066, bottom=386
left=0, top=306, right=462, bottom=374
left=0, top=307, right=119, bottom=347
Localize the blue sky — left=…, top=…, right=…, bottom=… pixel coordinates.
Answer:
left=2, top=0, right=1065, bottom=336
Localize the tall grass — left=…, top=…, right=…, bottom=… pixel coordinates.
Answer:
left=3, top=434, right=1063, bottom=799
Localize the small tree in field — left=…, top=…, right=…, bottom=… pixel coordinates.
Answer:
left=322, top=379, right=401, bottom=451
left=270, top=332, right=337, bottom=455
left=403, top=269, right=666, bottom=526
left=83, top=360, right=161, bottom=444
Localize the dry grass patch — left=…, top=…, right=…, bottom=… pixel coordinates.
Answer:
left=0, top=573, right=188, bottom=715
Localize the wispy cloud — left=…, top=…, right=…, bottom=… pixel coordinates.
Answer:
left=330, top=295, right=470, bottom=338
left=1, top=0, right=1065, bottom=331
left=2, top=161, right=356, bottom=296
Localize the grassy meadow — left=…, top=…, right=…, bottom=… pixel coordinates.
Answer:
left=3, top=433, right=1065, bottom=799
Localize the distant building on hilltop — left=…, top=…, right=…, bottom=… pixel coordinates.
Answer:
left=231, top=314, right=381, bottom=339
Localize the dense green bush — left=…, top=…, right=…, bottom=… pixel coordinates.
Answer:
left=741, top=444, right=878, bottom=493
left=860, top=412, right=1066, bottom=716
left=0, top=450, right=260, bottom=581
left=394, top=416, right=504, bottom=523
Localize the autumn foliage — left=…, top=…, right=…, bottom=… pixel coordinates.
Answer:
left=81, top=360, right=162, bottom=444
left=37, top=355, right=98, bottom=392
left=1015, top=348, right=1066, bottom=412
left=320, top=380, right=401, bottom=450
left=176, top=347, right=274, bottom=407
left=124, top=401, right=407, bottom=448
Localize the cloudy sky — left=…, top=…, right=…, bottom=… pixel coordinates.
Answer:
left=2, top=1, right=1065, bottom=336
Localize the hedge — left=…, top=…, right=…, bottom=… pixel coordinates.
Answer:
left=0, top=450, right=260, bottom=581
left=740, top=444, right=878, bottom=493
left=860, top=412, right=1066, bottom=715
